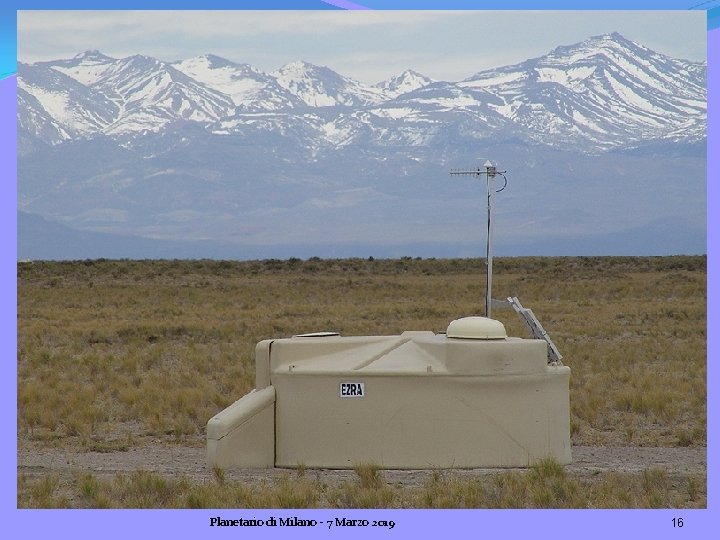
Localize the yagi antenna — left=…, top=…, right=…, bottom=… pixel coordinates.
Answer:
left=450, top=160, right=508, bottom=319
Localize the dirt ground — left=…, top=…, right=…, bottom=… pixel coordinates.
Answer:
left=18, top=442, right=707, bottom=488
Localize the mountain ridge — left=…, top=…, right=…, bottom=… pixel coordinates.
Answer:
left=17, top=33, right=707, bottom=259
left=18, top=32, right=706, bottom=153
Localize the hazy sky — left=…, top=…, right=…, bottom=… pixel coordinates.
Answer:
left=18, top=10, right=706, bottom=83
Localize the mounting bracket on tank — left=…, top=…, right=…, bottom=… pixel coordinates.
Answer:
left=493, top=297, right=563, bottom=364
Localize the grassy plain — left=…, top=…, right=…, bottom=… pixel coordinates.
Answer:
left=17, top=256, right=707, bottom=507
left=18, top=459, right=705, bottom=509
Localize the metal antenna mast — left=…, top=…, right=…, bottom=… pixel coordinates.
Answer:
left=450, top=160, right=507, bottom=319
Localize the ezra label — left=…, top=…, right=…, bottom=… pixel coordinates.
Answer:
left=339, top=382, right=365, bottom=398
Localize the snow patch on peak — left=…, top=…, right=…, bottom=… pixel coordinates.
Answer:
left=273, top=60, right=385, bottom=108
left=198, top=54, right=237, bottom=69
left=376, top=69, right=434, bottom=98
left=72, top=50, right=113, bottom=63
left=536, top=66, right=597, bottom=86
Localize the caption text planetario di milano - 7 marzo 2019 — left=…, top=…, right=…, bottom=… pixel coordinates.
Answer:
left=209, top=516, right=396, bottom=530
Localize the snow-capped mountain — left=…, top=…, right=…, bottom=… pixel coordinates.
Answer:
left=44, top=49, right=117, bottom=85
left=90, top=54, right=235, bottom=135
left=172, top=54, right=303, bottom=112
left=18, top=61, right=119, bottom=141
left=375, top=69, right=435, bottom=99
left=272, top=60, right=387, bottom=108
left=21, top=50, right=236, bottom=138
left=460, top=32, right=706, bottom=149
left=17, top=33, right=707, bottom=259
left=18, top=32, right=705, bottom=153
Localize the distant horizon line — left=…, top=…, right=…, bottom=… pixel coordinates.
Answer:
left=16, top=253, right=708, bottom=263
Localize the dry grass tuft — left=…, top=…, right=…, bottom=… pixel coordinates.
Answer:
left=353, top=462, right=385, bottom=489
left=17, top=462, right=706, bottom=509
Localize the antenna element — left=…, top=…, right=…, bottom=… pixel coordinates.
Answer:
left=450, top=161, right=508, bottom=318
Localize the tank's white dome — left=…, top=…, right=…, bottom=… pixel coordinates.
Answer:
left=446, top=316, right=507, bottom=339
